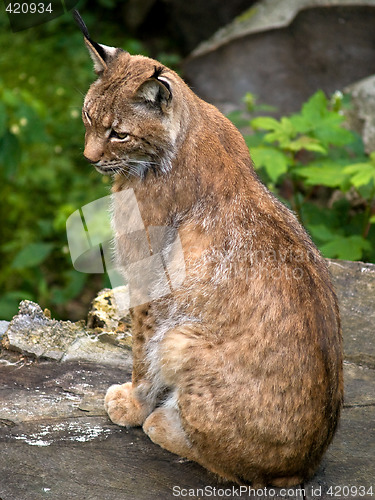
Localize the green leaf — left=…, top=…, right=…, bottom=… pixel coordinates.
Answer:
left=289, top=91, right=330, bottom=135
left=290, top=90, right=354, bottom=148
left=301, top=90, right=328, bottom=122
left=289, top=113, right=311, bottom=134
left=250, top=116, right=280, bottom=131
left=11, top=242, right=54, bottom=270
left=251, top=116, right=299, bottom=148
left=244, top=132, right=265, bottom=149
left=251, top=147, right=289, bottom=182
left=315, top=125, right=355, bottom=148
left=308, top=224, right=339, bottom=242
left=263, top=117, right=296, bottom=147
left=287, top=136, right=327, bottom=154
left=370, top=215, right=375, bottom=224
left=294, top=161, right=348, bottom=187
left=343, top=163, right=375, bottom=189
left=320, top=235, right=371, bottom=260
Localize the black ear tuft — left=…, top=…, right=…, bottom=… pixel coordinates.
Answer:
left=150, top=66, right=171, bottom=96
left=151, top=66, right=164, bottom=79
left=73, top=10, right=109, bottom=66
left=73, top=10, right=90, bottom=40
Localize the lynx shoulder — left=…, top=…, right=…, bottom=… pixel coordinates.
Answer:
left=75, top=11, right=343, bottom=487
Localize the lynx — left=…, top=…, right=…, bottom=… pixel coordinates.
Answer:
left=75, top=11, right=343, bottom=487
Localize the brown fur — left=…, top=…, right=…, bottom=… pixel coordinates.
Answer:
left=78, top=26, right=343, bottom=487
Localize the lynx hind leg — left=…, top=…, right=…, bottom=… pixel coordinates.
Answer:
left=142, top=392, right=196, bottom=461
left=104, top=382, right=152, bottom=427
left=142, top=391, right=241, bottom=484
left=142, top=325, right=206, bottom=459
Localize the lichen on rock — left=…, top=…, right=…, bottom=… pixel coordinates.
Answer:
left=2, top=301, right=87, bottom=361
left=1, top=294, right=132, bottom=365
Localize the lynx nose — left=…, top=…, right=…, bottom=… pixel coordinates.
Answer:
left=84, top=138, right=104, bottom=164
left=83, top=152, right=101, bottom=164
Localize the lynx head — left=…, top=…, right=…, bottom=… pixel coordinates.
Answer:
left=75, top=11, right=186, bottom=179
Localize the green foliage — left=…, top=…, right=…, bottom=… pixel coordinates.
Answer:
left=0, top=9, right=158, bottom=320
left=237, top=90, right=375, bottom=263
left=11, top=242, right=55, bottom=270
left=1, top=5, right=182, bottom=321
left=0, top=72, right=108, bottom=320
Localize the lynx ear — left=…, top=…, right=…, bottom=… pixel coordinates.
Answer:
left=74, top=10, right=118, bottom=75
left=84, top=39, right=118, bottom=75
left=136, top=74, right=172, bottom=111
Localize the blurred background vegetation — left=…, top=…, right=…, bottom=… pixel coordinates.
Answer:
left=0, top=0, right=185, bottom=321
left=1, top=0, right=374, bottom=321
left=229, top=90, right=375, bottom=265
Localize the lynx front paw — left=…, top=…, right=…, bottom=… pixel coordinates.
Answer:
left=104, top=382, right=149, bottom=427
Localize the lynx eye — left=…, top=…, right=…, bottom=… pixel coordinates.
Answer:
left=110, top=130, right=130, bottom=141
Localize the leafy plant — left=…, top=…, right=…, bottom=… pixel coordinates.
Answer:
left=0, top=77, right=106, bottom=320
left=231, top=91, right=375, bottom=262
left=0, top=5, right=182, bottom=321
left=0, top=14, right=117, bottom=320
